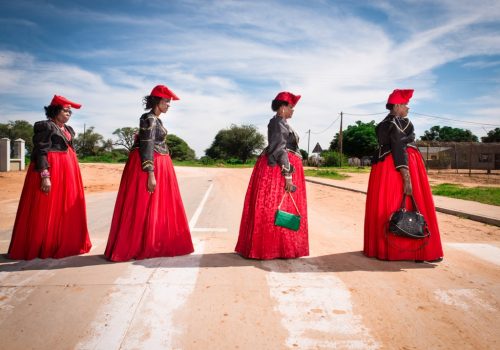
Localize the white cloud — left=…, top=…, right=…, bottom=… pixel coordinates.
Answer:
left=1, top=0, right=500, bottom=155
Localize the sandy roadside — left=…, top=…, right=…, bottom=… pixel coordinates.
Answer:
left=0, top=163, right=125, bottom=202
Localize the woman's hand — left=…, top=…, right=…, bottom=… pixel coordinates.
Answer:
left=284, top=177, right=295, bottom=192
left=399, top=168, right=413, bottom=195
left=147, top=171, right=156, bottom=193
left=41, top=177, right=51, bottom=193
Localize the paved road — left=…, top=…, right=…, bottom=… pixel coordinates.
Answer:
left=0, top=167, right=499, bottom=349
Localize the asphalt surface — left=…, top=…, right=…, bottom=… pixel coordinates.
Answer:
left=0, top=167, right=499, bottom=350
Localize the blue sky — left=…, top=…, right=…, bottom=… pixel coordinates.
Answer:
left=1, top=0, right=499, bottom=156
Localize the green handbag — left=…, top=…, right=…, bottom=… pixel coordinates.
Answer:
left=274, top=192, right=301, bottom=231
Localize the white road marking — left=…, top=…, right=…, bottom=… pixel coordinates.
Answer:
left=446, top=243, right=500, bottom=266
left=119, top=249, right=204, bottom=349
left=0, top=260, right=60, bottom=319
left=263, top=260, right=379, bottom=350
left=188, top=183, right=228, bottom=233
left=189, top=183, right=213, bottom=230
left=77, top=184, right=216, bottom=349
left=76, top=240, right=205, bottom=350
left=434, top=288, right=497, bottom=312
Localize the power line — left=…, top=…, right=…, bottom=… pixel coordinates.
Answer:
left=310, top=114, right=341, bottom=134
left=410, top=112, right=500, bottom=127
left=342, top=110, right=500, bottom=127
left=342, top=112, right=386, bottom=116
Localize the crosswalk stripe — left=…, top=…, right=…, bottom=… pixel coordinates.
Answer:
left=446, top=243, right=500, bottom=266
left=263, top=260, right=379, bottom=349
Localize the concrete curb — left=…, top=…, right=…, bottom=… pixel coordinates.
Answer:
left=305, top=178, right=500, bottom=228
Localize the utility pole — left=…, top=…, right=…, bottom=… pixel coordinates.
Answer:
left=307, top=129, right=311, bottom=156
left=83, top=123, right=86, bottom=155
left=339, top=112, right=343, bottom=168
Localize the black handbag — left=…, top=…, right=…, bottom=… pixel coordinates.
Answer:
left=388, top=195, right=430, bottom=239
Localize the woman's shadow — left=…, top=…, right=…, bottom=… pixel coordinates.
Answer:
left=0, top=250, right=438, bottom=273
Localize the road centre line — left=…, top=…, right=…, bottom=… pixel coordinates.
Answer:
left=189, top=183, right=214, bottom=230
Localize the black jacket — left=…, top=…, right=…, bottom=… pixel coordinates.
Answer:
left=31, top=120, right=76, bottom=171
left=265, top=116, right=300, bottom=173
left=372, top=114, right=417, bottom=169
left=132, top=112, right=169, bottom=172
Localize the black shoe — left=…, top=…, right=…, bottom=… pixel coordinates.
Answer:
left=415, top=257, right=443, bottom=263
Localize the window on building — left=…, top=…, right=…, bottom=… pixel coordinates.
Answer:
left=479, top=153, right=491, bottom=162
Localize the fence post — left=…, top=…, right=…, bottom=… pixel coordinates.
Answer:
left=468, top=142, right=472, bottom=177
left=426, top=143, right=429, bottom=171
left=13, top=138, right=26, bottom=170
left=0, top=138, right=11, bottom=172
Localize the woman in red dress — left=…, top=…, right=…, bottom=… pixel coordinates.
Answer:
left=8, top=95, right=92, bottom=260
left=105, top=85, right=193, bottom=261
left=364, top=89, right=443, bottom=262
left=235, top=91, right=308, bottom=259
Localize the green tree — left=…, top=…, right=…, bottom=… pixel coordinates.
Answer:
left=481, top=128, right=500, bottom=143
left=330, top=120, right=378, bottom=157
left=420, top=125, right=478, bottom=142
left=205, top=124, right=265, bottom=163
left=113, top=127, right=138, bottom=152
left=166, top=134, right=196, bottom=161
left=101, top=138, right=115, bottom=153
left=299, top=149, right=308, bottom=160
left=420, top=125, right=439, bottom=141
left=73, top=126, right=104, bottom=157
left=321, top=150, right=348, bottom=167
left=0, top=120, right=34, bottom=153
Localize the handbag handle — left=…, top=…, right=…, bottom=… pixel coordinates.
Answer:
left=399, top=194, right=421, bottom=213
left=278, top=192, right=301, bottom=216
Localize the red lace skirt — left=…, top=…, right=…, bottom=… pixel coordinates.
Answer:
left=105, top=150, right=193, bottom=261
left=235, top=152, right=309, bottom=259
left=364, top=148, right=443, bottom=261
left=8, top=149, right=92, bottom=260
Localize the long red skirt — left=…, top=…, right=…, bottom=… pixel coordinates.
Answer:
left=235, top=152, right=309, bottom=259
left=364, top=148, right=443, bottom=261
left=105, top=150, right=193, bottom=261
left=8, top=149, right=92, bottom=260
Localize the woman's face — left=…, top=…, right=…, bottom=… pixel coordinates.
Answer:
left=157, top=98, right=171, bottom=114
left=395, top=104, right=409, bottom=118
left=54, top=107, right=72, bottom=125
left=279, top=104, right=295, bottom=119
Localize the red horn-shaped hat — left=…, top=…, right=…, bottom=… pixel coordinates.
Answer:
left=50, top=95, right=82, bottom=109
left=274, top=91, right=301, bottom=107
left=150, top=85, right=180, bottom=100
left=387, top=89, right=414, bottom=104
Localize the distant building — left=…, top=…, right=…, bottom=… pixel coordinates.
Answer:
left=348, top=157, right=361, bottom=166
left=417, top=142, right=500, bottom=170
left=361, top=156, right=372, bottom=166
left=312, top=142, right=323, bottom=154
left=308, top=142, right=324, bottom=166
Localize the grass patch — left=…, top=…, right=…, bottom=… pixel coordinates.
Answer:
left=79, top=153, right=128, bottom=163
left=172, top=160, right=255, bottom=168
left=304, top=169, right=349, bottom=180
left=431, top=183, right=500, bottom=206
left=337, top=166, right=370, bottom=174
left=306, top=166, right=370, bottom=174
